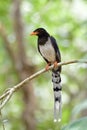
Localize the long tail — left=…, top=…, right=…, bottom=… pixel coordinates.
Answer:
left=52, top=68, right=62, bottom=122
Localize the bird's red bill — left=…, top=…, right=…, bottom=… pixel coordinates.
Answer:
left=30, top=31, right=38, bottom=35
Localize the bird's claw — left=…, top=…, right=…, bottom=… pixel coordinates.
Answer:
left=45, top=63, right=50, bottom=71
left=54, top=61, right=58, bottom=68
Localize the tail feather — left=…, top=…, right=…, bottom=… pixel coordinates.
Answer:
left=52, top=69, right=62, bottom=122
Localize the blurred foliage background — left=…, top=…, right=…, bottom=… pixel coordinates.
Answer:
left=0, top=0, right=87, bottom=130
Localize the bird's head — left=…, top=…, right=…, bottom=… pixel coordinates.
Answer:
left=30, top=28, right=49, bottom=37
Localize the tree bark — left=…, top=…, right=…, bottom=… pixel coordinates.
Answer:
left=12, top=0, right=36, bottom=129
left=0, top=0, right=36, bottom=129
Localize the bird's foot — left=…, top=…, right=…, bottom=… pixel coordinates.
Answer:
left=45, top=63, right=51, bottom=71
left=54, top=61, right=58, bottom=68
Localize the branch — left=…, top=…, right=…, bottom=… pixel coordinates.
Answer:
left=0, top=59, right=87, bottom=109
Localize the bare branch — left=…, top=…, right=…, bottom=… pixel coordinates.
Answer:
left=0, top=88, right=14, bottom=109
left=0, top=110, right=5, bottom=130
left=0, top=59, right=87, bottom=109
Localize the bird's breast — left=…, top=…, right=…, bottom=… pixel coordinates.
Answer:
left=39, top=38, right=56, bottom=63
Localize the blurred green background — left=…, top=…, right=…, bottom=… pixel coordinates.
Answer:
left=0, top=0, right=87, bottom=130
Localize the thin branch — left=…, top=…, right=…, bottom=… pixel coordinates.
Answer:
left=0, top=59, right=87, bottom=109
left=0, top=106, right=5, bottom=130
left=0, top=91, right=9, bottom=101
left=0, top=89, right=14, bottom=109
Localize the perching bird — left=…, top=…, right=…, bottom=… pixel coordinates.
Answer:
left=30, top=28, right=62, bottom=122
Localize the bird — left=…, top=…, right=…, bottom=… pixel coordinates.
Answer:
left=30, top=28, right=62, bottom=122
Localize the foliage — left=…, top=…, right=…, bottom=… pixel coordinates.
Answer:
left=62, top=117, right=87, bottom=130
left=0, top=0, right=87, bottom=130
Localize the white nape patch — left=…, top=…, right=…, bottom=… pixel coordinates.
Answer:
left=39, top=37, right=56, bottom=63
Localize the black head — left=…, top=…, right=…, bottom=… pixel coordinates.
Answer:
left=30, top=28, right=49, bottom=37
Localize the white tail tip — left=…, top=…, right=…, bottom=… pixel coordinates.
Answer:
left=54, top=118, right=61, bottom=122
left=54, top=119, right=57, bottom=122
left=58, top=118, right=61, bottom=122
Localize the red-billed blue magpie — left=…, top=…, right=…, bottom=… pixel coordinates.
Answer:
left=30, top=28, right=62, bottom=122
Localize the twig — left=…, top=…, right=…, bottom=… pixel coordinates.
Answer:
left=0, top=88, right=15, bottom=109
left=0, top=102, right=5, bottom=130
left=0, top=59, right=87, bottom=109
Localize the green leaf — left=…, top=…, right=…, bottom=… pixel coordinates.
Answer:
left=72, top=100, right=87, bottom=118
left=62, top=117, right=87, bottom=130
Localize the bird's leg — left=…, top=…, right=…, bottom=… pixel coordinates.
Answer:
left=54, top=61, right=58, bottom=68
left=45, top=63, right=51, bottom=71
